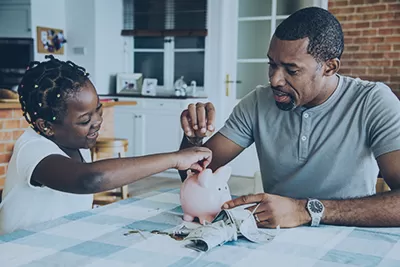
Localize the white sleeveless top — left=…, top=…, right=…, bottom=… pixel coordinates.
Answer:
left=0, top=127, right=93, bottom=235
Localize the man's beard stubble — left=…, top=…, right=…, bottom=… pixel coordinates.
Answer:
left=275, top=95, right=296, bottom=111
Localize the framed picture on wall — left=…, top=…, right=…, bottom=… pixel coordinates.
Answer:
left=116, top=73, right=143, bottom=95
left=36, top=26, right=67, bottom=55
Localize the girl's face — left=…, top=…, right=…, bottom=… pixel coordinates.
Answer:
left=50, top=81, right=103, bottom=150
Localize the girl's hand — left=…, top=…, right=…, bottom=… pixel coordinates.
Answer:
left=173, top=147, right=212, bottom=172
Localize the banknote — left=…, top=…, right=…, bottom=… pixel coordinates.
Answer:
left=183, top=207, right=278, bottom=252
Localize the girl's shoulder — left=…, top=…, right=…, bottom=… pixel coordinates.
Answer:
left=13, top=128, right=64, bottom=161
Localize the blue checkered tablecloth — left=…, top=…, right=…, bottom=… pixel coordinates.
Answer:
left=1, top=188, right=400, bottom=267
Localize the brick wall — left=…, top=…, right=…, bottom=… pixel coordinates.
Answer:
left=0, top=106, right=115, bottom=184
left=0, top=109, right=28, bottom=186
left=329, top=0, right=400, bottom=92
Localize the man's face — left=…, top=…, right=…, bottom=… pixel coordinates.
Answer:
left=51, top=82, right=103, bottom=150
left=267, top=36, right=327, bottom=110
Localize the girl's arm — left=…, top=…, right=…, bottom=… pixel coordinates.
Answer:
left=31, top=147, right=212, bottom=194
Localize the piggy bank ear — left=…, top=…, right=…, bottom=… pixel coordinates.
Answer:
left=198, top=169, right=213, bottom=188
left=215, top=166, right=232, bottom=183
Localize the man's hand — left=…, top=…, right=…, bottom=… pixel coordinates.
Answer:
left=180, top=102, right=216, bottom=138
left=222, top=193, right=311, bottom=228
left=173, top=147, right=212, bottom=172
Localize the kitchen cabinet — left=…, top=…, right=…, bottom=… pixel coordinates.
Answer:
left=113, top=96, right=265, bottom=178
left=114, top=98, right=194, bottom=178
left=0, top=0, right=31, bottom=38
left=142, top=111, right=182, bottom=156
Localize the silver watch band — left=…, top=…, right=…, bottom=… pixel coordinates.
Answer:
left=311, top=215, right=321, bottom=227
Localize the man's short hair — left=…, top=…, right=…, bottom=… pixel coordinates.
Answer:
left=275, top=7, right=344, bottom=62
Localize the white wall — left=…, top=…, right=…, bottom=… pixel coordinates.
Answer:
left=93, top=0, right=125, bottom=95
left=64, top=0, right=124, bottom=95
left=65, top=0, right=95, bottom=81
left=30, top=0, right=67, bottom=61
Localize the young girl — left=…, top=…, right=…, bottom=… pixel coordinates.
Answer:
left=0, top=55, right=212, bottom=234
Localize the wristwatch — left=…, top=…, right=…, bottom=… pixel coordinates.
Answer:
left=306, top=198, right=325, bottom=227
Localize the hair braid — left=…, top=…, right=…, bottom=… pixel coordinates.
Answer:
left=18, top=55, right=90, bottom=130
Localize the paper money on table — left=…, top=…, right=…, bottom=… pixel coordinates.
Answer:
left=183, top=207, right=279, bottom=252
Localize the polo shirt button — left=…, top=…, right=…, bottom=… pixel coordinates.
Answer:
left=301, top=136, right=307, bottom=141
left=303, top=113, right=309, bottom=118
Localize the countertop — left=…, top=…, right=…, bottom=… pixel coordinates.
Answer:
left=0, top=99, right=137, bottom=110
left=99, top=91, right=208, bottom=100
left=0, top=90, right=207, bottom=110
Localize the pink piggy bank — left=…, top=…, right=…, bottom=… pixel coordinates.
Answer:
left=180, top=166, right=232, bottom=224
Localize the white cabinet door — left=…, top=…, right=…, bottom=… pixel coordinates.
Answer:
left=114, top=100, right=185, bottom=178
left=114, top=110, right=135, bottom=157
left=132, top=113, right=145, bottom=156
left=142, top=111, right=182, bottom=156
left=0, top=4, right=31, bottom=38
left=142, top=110, right=182, bottom=177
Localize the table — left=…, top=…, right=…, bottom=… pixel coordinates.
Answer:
left=1, top=188, right=400, bottom=267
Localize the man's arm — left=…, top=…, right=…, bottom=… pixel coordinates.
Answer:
left=319, top=150, right=400, bottom=227
left=178, top=102, right=247, bottom=181
left=223, top=150, right=400, bottom=228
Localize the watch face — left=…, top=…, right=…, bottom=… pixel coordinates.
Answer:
left=309, top=200, right=324, bottom=213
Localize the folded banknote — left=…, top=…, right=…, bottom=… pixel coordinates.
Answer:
left=182, top=207, right=279, bottom=252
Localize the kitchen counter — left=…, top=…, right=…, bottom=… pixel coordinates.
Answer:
left=99, top=91, right=208, bottom=100
left=0, top=99, right=137, bottom=109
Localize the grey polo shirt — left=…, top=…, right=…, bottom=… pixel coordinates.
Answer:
left=219, top=75, right=400, bottom=199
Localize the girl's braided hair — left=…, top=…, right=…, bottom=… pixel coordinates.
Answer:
left=18, top=55, right=90, bottom=130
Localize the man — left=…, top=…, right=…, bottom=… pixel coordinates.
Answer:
left=179, top=7, right=400, bottom=228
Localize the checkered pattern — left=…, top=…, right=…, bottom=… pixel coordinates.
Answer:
left=1, top=188, right=400, bottom=267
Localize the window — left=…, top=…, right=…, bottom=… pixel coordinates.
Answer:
left=235, top=0, right=315, bottom=99
left=122, top=0, right=207, bottom=90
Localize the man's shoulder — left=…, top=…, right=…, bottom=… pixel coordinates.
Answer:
left=341, top=75, right=391, bottom=96
left=339, top=75, right=395, bottom=105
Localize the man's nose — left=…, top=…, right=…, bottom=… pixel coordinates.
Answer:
left=269, top=68, right=286, bottom=88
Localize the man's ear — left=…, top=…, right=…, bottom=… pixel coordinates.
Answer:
left=35, top=118, right=54, bottom=137
left=324, top=58, right=340, bottom=77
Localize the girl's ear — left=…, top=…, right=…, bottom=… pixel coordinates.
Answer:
left=35, top=118, right=54, bottom=137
